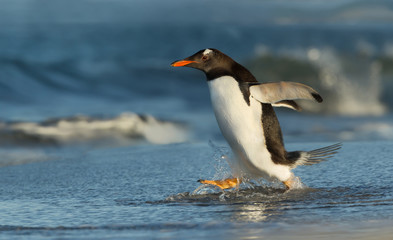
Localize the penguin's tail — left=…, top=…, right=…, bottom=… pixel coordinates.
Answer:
left=287, top=143, right=342, bottom=168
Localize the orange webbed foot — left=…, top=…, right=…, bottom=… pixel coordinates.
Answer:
left=198, top=178, right=241, bottom=190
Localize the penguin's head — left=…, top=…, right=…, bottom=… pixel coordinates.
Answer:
left=171, top=48, right=229, bottom=74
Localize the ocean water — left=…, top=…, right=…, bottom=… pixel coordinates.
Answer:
left=1, top=0, right=393, bottom=239
left=1, top=141, right=393, bottom=239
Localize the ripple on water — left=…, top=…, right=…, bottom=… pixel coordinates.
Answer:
left=159, top=184, right=393, bottom=223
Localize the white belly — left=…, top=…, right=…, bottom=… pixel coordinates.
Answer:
left=208, top=76, right=290, bottom=181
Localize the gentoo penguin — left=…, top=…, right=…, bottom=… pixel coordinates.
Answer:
left=171, top=48, right=341, bottom=190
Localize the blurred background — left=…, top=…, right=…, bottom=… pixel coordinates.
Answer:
left=1, top=0, right=393, bottom=165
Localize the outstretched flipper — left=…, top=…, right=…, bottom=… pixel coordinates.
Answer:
left=247, top=82, right=323, bottom=106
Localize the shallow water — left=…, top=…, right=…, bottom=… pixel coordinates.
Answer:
left=0, top=141, right=392, bottom=239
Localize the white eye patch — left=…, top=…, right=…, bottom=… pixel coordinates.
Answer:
left=203, top=49, right=213, bottom=55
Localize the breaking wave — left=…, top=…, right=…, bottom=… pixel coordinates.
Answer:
left=0, top=112, right=189, bottom=147
left=249, top=44, right=393, bottom=116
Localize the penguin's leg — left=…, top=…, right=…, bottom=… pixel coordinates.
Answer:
left=197, top=178, right=241, bottom=190
left=282, top=174, right=296, bottom=190
left=282, top=179, right=294, bottom=190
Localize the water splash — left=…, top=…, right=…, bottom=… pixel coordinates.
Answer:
left=207, top=140, right=233, bottom=180
left=191, top=184, right=220, bottom=195
left=199, top=141, right=308, bottom=197
left=166, top=186, right=288, bottom=203
left=288, top=176, right=307, bottom=190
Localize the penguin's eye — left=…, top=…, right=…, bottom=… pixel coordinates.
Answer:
left=202, top=55, right=208, bottom=61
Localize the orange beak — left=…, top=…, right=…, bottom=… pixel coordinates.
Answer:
left=171, top=60, right=197, bottom=67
